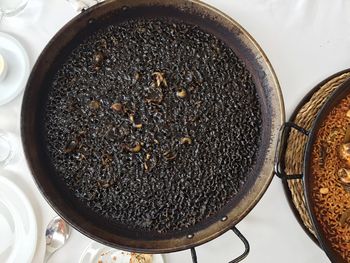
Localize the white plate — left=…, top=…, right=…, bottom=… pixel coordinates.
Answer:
left=0, top=176, right=37, bottom=263
left=79, top=242, right=165, bottom=263
left=0, top=32, right=30, bottom=105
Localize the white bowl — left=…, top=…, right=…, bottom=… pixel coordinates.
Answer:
left=0, top=32, right=30, bottom=106
left=79, top=241, right=165, bottom=263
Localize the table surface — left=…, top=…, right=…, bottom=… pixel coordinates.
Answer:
left=2, top=0, right=350, bottom=262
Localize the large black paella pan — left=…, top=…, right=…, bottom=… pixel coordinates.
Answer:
left=21, top=0, right=284, bottom=261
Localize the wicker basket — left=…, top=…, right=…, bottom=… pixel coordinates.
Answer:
left=281, top=70, right=350, bottom=243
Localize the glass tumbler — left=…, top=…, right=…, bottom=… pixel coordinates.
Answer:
left=0, top=0, right=29, bottom=21
left=0, top=131, right=18, bottom=168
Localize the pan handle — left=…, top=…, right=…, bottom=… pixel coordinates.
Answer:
left=66, top=0, right=104, bottom=12
left=190, top=226, right=249, bottom=263
left=274, top=122, right=309, bottom=180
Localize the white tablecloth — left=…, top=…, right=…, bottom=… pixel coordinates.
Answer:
left=2, top=0, right=349, bottom=262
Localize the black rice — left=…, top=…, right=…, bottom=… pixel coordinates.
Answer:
left=45, top=18, right=262, bottom=233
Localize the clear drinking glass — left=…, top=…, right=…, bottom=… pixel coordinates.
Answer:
left=0, top=131, right=18, bottom=168
left=0, top=0, right=29, bottom=22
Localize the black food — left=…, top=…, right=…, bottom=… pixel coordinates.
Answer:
left=45, top=19, right=262, bottom=233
